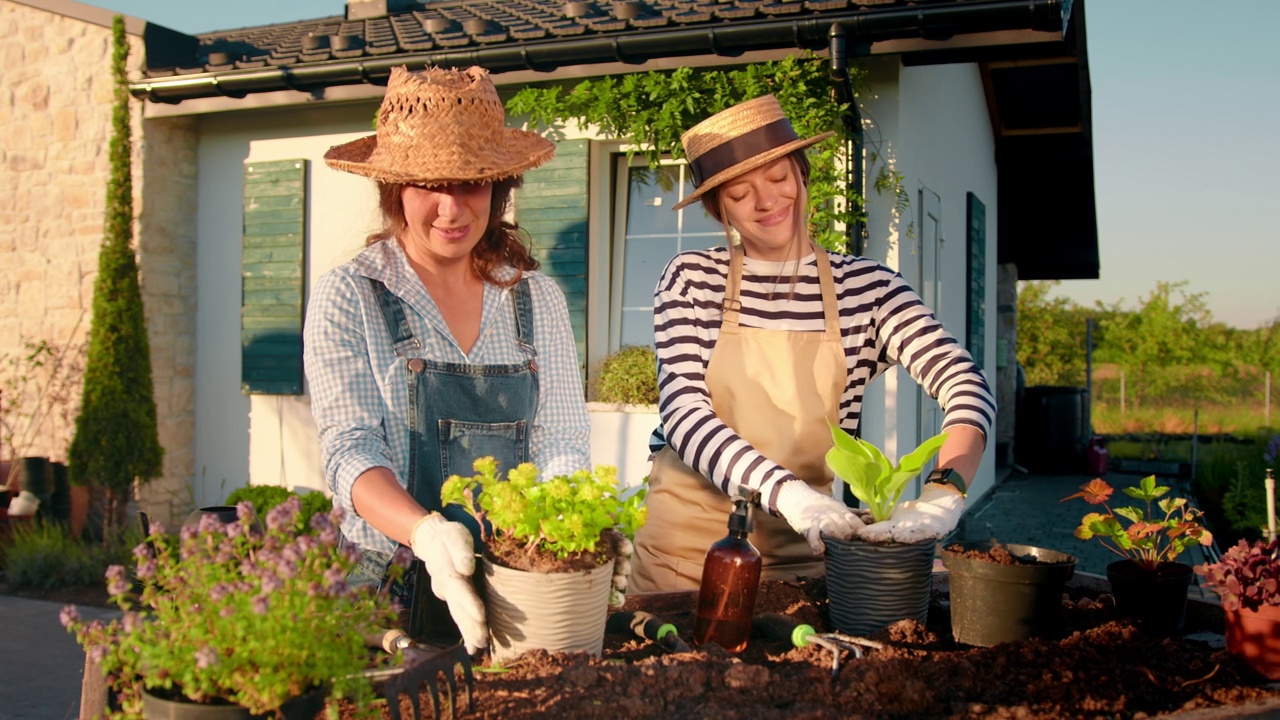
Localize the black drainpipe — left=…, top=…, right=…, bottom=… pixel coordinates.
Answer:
left=827, top=23, right=865, bottom=257
left=130, top=0, right=1068, bottom=103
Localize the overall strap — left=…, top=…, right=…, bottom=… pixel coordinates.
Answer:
left=510, top=277, right=538, bottom=371
left=722, top=245, right=744, bottom=330
left=369, top=279, right=421, bottom=357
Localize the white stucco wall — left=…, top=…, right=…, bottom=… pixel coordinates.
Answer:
left=193, top=103, right=376, bottom=506
left=857, top=56, right=998, bottom=502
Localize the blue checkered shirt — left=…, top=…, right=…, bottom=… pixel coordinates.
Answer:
left=303, top=239, right=591, bottom=554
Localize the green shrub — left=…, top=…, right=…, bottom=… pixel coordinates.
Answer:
left=6, top=520, right=138, bottom=590
left=224, top=485, right=333, bottom=534
left=592, top=346, right=658, bottom=405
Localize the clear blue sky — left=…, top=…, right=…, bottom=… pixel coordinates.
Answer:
left=84, top=0, right=1280, bottom=329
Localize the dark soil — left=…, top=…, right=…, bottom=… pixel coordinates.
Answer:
left=338, top=577, right=1280, bottom=720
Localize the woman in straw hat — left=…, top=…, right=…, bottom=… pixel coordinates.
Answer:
left=630, top=95, right=994, bottom=592
left=304, top=66, right=591, bottom=653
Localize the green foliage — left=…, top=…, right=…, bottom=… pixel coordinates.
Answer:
left=1015, top=281, right=1092, bottom=386
left=824, top=422, right=948, bottom=523
left=223, top=485, right=333, bottom=535
left=68, top=16, right=164, bottom=535
left=5, top=520, right=137, bottom=590
left=61, top=498, right=393, bottom=718
left=592, top=345, right=658, bottom=405
left=441, top=457, right=647, bottom=560
left=506, top=55, right=861, bottom=251
left=1063, top=476, right=1213, bottom=571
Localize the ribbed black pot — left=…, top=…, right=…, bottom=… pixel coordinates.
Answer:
left=1106, top=559, right=1194, bottom=637
left=941, top=542, right=1077, bottom=647
left=823, top=533, right=935, bottom=637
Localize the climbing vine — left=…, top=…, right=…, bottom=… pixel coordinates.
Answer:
left=506, top=55, right=865, bottom=252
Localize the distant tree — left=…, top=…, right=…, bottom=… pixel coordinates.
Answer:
left=67, top=15, right=164, bottom=538
left=1016, top=281, right=1089, bottom=386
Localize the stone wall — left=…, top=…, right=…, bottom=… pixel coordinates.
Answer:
left=0, top=2, right=198, bottom=526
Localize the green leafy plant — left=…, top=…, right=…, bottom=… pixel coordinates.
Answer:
left=441, top=457, right=647, bottom=562
left=68, top=15, right=164, bottom=537
left=60, top=497, right=396, bottom=718
left=507, top=55, right=860, bottom=251
left=1062, top=475, right=1213, bottom=571
left=224, top=485, right=333, bottom=535
left=1197, top=538, right=1280, bottom=612
left=824, top=422, right=948, bottom=523
left=5, top=520, right=138, bottom=590
left=591, top=346, right=658, bottom=405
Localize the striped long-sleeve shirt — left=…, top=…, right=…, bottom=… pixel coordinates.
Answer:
left=654, top=246, right=995, bottom=514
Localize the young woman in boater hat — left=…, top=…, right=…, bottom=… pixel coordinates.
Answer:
left=630, top=95, right=995, bottom=592
left=305, top=66, right=591, bottom=653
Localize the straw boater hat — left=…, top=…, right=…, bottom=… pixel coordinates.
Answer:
left=324, top=65, right=555, bottom=186
left=672, top=94, right=835, bottom=211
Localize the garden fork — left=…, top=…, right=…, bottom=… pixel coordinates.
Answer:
left=379, top=641, right=475, bottom=720
left=753, top=613, right=884, bottom=678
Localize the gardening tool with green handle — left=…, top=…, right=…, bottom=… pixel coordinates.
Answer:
left=606, top=610, right=692, bottom=653
left=753, top=613, right=884, bottom=677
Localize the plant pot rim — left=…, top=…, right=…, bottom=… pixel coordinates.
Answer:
left=481, top=553, right=613, bottom=576
left=821, top=532, right=936, bottom=548
left=941, top=540, right=1078, bottom=567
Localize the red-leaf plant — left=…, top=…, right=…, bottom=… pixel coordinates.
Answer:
left=1197, top=538, right=1280, bottom=612
left=1061, top=475, right=1213, bottom=572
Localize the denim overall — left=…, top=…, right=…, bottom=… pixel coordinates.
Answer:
left=353, top=277, right=539, bottom=642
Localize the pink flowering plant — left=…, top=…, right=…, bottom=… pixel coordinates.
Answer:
left=61, top=497, right=397, bottom=718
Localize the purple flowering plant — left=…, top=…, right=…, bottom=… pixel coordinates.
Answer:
left=61, top=496, right=398, bottom=718
left=1197, top=538, right=1280, bottom=612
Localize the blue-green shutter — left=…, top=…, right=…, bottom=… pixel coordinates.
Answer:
left=515, top=139, right=588, bottom=367
left=966, top=191, right=986, bottom=370
left=241, top=160, right=306, bottom=395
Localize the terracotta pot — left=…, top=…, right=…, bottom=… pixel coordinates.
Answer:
left=1106, top=559, right=1193, bottom=636
left=941, top=541, right=1077, bottom=647
left=823, top=533, right=935, bottom=637
left=69, top=484, right=91, bottom=540
left=1224, top=603, right=1280, bottom=680
left=482, top=557, right=614, bottom=663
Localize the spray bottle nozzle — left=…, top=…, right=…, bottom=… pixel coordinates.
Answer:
left=729, top=487, right=761, bottom=535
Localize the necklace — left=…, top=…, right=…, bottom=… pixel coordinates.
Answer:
left=767, top=241, right=802, bottom=301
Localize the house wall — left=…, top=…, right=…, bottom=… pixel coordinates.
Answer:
left=0, top=2, right=196, bottom=526
left=857, top=56, right=999, bottom=502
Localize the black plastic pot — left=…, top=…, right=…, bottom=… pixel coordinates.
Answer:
left=941, top=542, right=1077, bottom=647
left=823, top=533, right=935, bottom=636
left=1106, top=559, right=1194, bottom=637
left=141, top=685, right=326, bottom=720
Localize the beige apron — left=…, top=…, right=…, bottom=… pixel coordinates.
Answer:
left=631, top=246, right=848, bottom=592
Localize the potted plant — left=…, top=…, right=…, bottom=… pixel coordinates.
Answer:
left=822, top=423, right=948, bottom=636
left=586, top=346, right=659, bottom=493
left=1197, top=538, right=1280, bottom=679
left=441, top=457, right=647, bottom=663
left=940, top=541, right=1077, bottom=647
left=61, top=496, right=395, bottom=719
left=1061, top=475, right=1213, bottom=636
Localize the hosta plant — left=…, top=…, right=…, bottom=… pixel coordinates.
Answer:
left=1197, top=538, right=1280, bottom=612
left=441, top=457, right=647, bottom=567
left=1062, top=475, right=1213, bottom=571
left=60, top=497, right=396, bottom=718
left=824, top=422, right=948, bottom=523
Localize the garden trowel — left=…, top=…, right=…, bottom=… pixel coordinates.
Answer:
left=606, top=610, right=692, bottom=653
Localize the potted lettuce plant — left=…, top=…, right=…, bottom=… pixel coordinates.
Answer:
left=441, top=457, right=647, bottom=662
left=1062, top=475, right=1213, bottom=636
left=1197, top=538, right=1280, bottom=679
left=821, top=423, right=948, bottom=636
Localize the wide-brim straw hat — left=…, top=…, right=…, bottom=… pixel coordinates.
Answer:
left=672, top=94, right=835, bottom=211
left=324, top=65, right=555, bottom=186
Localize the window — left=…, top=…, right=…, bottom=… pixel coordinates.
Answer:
left=610, top=157, right=722, bottom=349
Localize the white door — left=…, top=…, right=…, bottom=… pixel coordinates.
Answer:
left=914, top=185, right=943, bottom=494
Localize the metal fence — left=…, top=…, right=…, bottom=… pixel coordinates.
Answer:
left=1089, top=365, right=1276, bottom=435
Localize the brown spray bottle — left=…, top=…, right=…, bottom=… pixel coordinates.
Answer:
left=693, top=487, right=762, bottom=652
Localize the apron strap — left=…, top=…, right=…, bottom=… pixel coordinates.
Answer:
left=369, top=279, right=421, bottom=357
left=510, top=278, right=538, bottom=371
left=814, top=249, right=841, bottom=342
left=722, top=246, right=745, bottom=331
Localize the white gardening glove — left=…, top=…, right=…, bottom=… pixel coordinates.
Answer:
left=857, top=483, right=965, bottom=544
left=774, top=481, right=865, bottom=555
left=409, top=513, right=489, bottom=654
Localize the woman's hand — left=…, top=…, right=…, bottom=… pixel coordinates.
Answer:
left=410, top=514, right=489, bottom=654
left=775, top=482, right=865, bottom=554
left=856, top=483, right=965, bottom=544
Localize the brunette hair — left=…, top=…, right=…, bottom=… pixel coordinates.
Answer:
left=365, top=177, right=539, bottom=287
